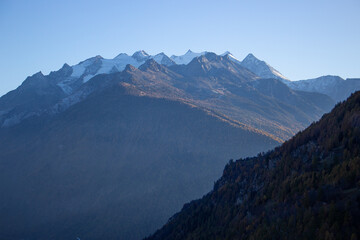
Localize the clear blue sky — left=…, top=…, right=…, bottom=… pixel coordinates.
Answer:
left=0, top=0, right=359, bottom=96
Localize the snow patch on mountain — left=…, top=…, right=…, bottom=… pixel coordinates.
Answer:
left=240, top=54, right=288, bottom=80
left=71, top=55, right=103, bottom=78
left=285, top=75, right=344, bottom=93
left=68, top=51, right=178, bottom=85
left=223, top=52, right=242, bottom=65
left=170, top=50, right=207, bottom=65
left=132, top=50, right=150, bottom=62
left=221, top=51, right=231, bottom=56
left=152, top=53, right=175, bottom=66
left=71, top=63, right=86, bottom=78
left=57, top=82, right=73, bottom=95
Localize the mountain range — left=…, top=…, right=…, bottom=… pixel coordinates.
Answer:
left=0, top=50, right=359, bottom=240
left=2, top=50, right=357, bottom=140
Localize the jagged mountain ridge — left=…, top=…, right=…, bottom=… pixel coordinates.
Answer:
left=0, top=51, right=336, bottom=140
left=4, top=49, right=357, bottom=104
left=146, top=91, right=360, bottom=240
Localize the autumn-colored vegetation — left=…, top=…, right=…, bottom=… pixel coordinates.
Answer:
left=146, top=91, right=360, bottom=240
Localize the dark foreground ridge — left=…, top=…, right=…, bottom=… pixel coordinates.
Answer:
left=146, top=91, right=360, bottom=240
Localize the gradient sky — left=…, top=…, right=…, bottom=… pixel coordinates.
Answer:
left=0, top=0, right=359, bottom=96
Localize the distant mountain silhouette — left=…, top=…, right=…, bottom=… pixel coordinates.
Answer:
left=285, top=75, right=360, bottom=102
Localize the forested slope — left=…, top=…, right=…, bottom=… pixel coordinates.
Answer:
left=146, top=91, right=360, bottom=240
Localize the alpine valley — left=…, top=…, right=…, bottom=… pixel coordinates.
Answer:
left=0, top=50, right=359, bottom=240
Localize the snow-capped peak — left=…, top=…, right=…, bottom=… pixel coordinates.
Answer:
left=60, top=51, right=289, bottom=97
left=170, top=50, right=207, bottom=65
left=152, top=52, right=175, bottom=66
left=221, top=51, right=231, bottom=56
left=132, top=50, right=150, bottom=62
left=244, top=53, right=256, bottom=59
left=70, top=55, right=102, bottom=78
left=285, top=75, right=344, bottom=93
left=114, top=53, right=129, bottom=59
left=223, top=52, right=242, bottom=65
left=240, top=54, right=288, bottom=80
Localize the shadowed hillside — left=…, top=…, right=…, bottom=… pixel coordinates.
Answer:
left=146, top=91, right=360, bottom=240
left=0, top=84, right=278, bottom=240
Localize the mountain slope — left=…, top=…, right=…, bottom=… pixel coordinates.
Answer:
left=162, top=54, right=334, bottom=139
left=286, top=76, right=360, bottom=102
left=0, top=70, right=68, bottom=127
left=233, top=54, right=360, bottom=103
left=152, top=52, right=176, bottom=66
left=146, top=91, right=360, bottom=240
left=132, top=55, right=335, bottom=140
left=0, top=81, right=278, bottom=240
left=239, top=53, right=288, bottom=80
